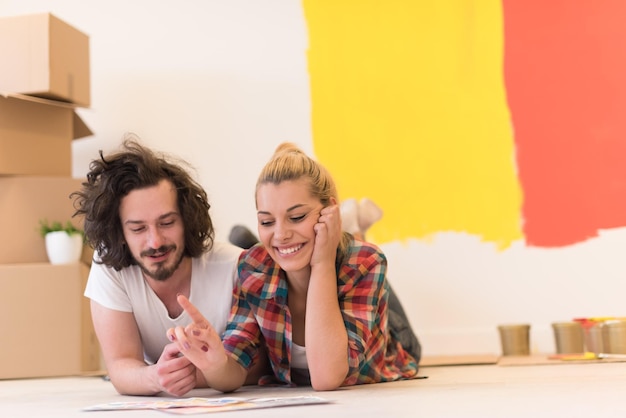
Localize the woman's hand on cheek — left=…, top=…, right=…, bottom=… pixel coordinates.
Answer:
left=311, top=203, right=342, bottom=267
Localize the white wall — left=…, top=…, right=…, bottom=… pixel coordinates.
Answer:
left=1, top=0, right=313, bottom=242
left=3, top=0, right=626, bottom=358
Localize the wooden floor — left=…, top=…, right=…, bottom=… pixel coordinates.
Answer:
left=3, top=358, right=626, bottom=417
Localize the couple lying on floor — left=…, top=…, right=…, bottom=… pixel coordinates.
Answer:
left=73, top=137, right=421, bottom=396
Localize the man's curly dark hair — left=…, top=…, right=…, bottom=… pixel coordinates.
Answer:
left=71, top=137, right=214, bottom=270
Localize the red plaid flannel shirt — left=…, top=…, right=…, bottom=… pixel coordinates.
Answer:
left=221, top=240, right=418, bottom=386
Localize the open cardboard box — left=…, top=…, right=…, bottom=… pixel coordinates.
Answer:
left=0, top=93, right=92, bottom=176
left=0, top=12, right=90, bottom=107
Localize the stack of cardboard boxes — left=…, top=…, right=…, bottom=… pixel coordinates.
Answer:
left=0, top=13, right=102, bottom=378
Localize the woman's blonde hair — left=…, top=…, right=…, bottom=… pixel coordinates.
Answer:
left=256, top=142, right=352, bottom=262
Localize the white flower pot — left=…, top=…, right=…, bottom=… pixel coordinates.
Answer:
left=45, top=231, right=83, bottom=265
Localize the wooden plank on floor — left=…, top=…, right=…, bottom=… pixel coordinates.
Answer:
left=420, top=354, right=499, bottom=367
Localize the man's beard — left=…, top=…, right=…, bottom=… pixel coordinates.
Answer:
left=138, top=245, right=184, bottom=281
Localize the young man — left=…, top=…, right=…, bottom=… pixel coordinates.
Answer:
left=72, top=138, right=262, bottom=396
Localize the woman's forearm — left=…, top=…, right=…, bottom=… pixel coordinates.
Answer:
left=200, top=355, right=248, bottom=393
left=305, top=262, right=349, bottom=390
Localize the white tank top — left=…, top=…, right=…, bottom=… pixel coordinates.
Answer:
left=291, top=342, right=309, bottom=369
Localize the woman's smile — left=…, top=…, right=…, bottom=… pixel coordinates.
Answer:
left=276, top=243, right=305, bottom=256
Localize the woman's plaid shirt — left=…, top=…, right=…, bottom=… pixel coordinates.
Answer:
left=221, top=240, right=419, bottom=386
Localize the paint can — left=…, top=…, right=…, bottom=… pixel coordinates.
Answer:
left=574, top=318, right=605, bottom=354
left=602, top=320, right=626, bottom=354
left=498, top=324, right=530, bottom=356
left=552, top=321, right=584, bottom=354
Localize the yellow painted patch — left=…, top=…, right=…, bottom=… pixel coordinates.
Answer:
left=302, top=1, right=522, bottom=248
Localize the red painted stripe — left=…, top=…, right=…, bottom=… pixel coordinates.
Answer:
left=503, top=0, right=626, bottom=246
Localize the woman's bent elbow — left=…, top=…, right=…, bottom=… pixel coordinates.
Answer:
left=311, top=380, right=342, bottom=391
left=310, top=368, right=348, bottom=391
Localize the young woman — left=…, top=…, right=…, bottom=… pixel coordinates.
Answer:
left=167, top=143, right=419, bottom=392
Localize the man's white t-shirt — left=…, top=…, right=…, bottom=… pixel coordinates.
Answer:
left=84, top=241, right=242, bottom=364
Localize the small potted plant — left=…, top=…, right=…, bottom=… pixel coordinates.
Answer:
left=39, top=219, right=84, bottom=265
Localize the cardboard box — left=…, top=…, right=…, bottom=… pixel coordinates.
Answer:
left=80, top=267, right=104, bottom=374
left=0, top=176, right=92, bottom=264
left=0, top=263, right=101, bottom=379
left=0, top=12, right=90, bottom=107
left=0, top=93, right=92, bottom=176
